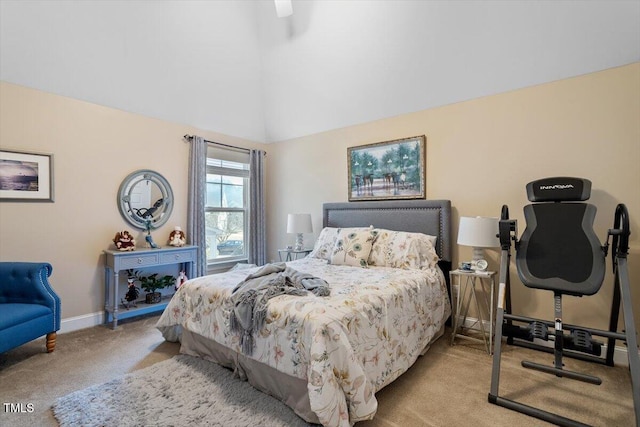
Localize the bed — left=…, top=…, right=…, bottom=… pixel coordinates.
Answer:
left=157, top=200, right=452, bottom=427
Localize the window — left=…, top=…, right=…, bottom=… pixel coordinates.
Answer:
left=205, top=147, right=250, bottom=265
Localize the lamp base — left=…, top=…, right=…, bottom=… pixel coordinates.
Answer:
left=472, top=247, right=485, bottom=261
left=471, top=247, right=488, bottom=271
left=295, top=233, right=304, bottom=251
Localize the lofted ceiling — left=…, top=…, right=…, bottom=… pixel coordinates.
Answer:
left=1, top=0, right=638, bottom=143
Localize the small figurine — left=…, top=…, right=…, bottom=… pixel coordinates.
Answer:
left=175, top=270, right=188, bottom=290
left=122, top=277, right=140, bottom=309
left=169, top=226, right=187, bottom=247
left=113, top=230, right=136, bottom=251
left=145, top=233, right=158, bottom=249
left=144, top=219, right=159, bottom=249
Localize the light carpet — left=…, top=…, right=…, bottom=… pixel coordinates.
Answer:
left=52, top=354, right=312, bottom=427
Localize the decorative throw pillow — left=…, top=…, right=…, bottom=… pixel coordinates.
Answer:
left=369, top=229, right=439, bottom=270
left=308, top=227, right=340, bottom=260
left=309, top=226, right=375, bottom=261
left=329, top=228, right=378, bottom=268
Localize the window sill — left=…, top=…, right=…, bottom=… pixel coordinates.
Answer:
left=206, top=258, right=249, bottom=275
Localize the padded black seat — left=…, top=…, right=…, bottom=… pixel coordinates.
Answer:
left=517, top=202, right=605, bottom=296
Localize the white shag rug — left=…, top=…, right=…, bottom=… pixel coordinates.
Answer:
left=52, top=354, right=313, bottom=427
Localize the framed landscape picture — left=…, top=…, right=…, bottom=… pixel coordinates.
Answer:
left=0, top=150, right=54, bottom=202
left=348, top=135, right=426, bottom=201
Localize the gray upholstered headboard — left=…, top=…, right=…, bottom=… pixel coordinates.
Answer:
left=322, top=200, right=452, bottom=263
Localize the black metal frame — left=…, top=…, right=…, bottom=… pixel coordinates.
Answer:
left=488, top=203, right=640, bottom=427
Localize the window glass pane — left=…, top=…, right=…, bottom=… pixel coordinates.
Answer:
left=206, top=175, right=245, bottom=208
left=206, top=178, right=222, bottom=208
left=222, top=175, right=243, bottom=185
left=206, top=157, right=249, bottom=171
left=222, top=182, right=244, bottom=208
left=205, top=211, right=245, bottom=259
left=206, top=174, right=222, bottom=184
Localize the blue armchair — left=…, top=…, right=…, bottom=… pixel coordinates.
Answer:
left=0, top=262, right=61, bottom=354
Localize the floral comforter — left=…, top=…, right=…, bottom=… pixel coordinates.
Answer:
left=156, top=257, right=450, bottom=427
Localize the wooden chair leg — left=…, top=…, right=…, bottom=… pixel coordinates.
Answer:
left=46, top=332, right=57, bottom=353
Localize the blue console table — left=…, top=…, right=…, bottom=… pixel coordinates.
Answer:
left=103, top=245, right=197, bottom=329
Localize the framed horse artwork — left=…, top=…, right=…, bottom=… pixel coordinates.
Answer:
left=347, top=135, right=426, bottom=201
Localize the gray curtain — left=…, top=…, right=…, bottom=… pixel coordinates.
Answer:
left=249, top=149, right=267, bottom=266
left=187, top=135, right=207, bottom=277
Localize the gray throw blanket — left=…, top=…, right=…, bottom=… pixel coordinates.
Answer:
left=229, top=263, right=330, bottom=355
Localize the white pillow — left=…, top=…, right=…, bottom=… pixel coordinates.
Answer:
left=369, top=229, right=439, bottom=270
left=308, top=227, right=340, bottom=260
left=309, top=226, right=374, bottom=261
left=329, top=228, right=378, bottom=268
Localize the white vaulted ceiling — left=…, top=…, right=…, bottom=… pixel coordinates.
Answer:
left=1, top=1, right=638, bottom=143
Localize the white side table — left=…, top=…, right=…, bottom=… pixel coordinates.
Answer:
left=450, top=269, right=497, bottom=354
left=278, top=248, right=312, bottom=262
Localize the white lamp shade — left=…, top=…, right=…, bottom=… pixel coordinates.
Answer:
left=287, top=214, right=312, bottom=234
left=274, top=0, right=293, bottom=18
left=457, top=216, right=499, bottom=248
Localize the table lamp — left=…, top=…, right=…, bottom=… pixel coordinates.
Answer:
left=287, top=213, right=312, bottom=251
left=274, top=0, right=293, bottom=17
left=457, top=216, right=499, bottom=270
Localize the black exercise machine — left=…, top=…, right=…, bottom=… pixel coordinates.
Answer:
left=488, top=177, right=640, bottom=427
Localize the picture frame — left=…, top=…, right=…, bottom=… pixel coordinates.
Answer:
left=348, top=135, right=426, bottom=201
left=0, top=150, right=54, bottom=202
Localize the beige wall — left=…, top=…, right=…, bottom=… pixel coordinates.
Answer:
left=267, top=63, right=640, bottom=333
left=1, top=63, right=638, bottom=335
left=0, top=82, right=265, bottom=323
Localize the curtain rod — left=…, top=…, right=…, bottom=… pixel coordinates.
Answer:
left=183, top=134, right=255, bottom=154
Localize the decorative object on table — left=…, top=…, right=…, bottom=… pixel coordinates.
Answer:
left=133, top=271, right=175, bottom=304
left=474, top=259, right=489, bottom=271
left=287, top=213, right=312, bottom=251
left=121, top=277, right=140, bottom=309
left=459, top=262, right=473, bottom=271
left=168, top=226, right=186, bottom=247
left=347, top=135, right=426, bottom=201
left=457, top=216, right=499, bottom=270
left=174, top=271, right=188, bottom=291
left=113, top=230, right=136, bottom=251
left=0, top=149, right=54, bottom=202
left=144, top=219, right=158, bottom=249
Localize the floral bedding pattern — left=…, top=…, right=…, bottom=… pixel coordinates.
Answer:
left=329, top=228, right=378, bottom=267
left=368, top=229, right=439, bottom=270
left=156, top=257, right=451, bottom=427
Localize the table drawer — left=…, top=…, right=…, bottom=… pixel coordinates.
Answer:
left=119, top=253, right=160, bottom=269
left=160, top=250, right=194, bottom=264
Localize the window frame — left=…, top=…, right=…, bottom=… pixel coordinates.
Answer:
left=204, top=157, right=250, bottom=270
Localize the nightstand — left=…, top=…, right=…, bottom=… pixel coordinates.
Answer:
left=278, top=248, right=312, bottom=261
left=450, top=269, right=497, bottom=354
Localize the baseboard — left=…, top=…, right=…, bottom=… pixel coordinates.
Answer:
left=59, top=311, right=105, bottom=334
left=60, top=312, right=634, bottom=366
left=456, top=315, right=634, bottom=367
